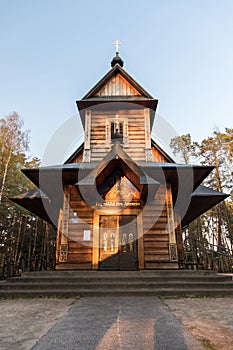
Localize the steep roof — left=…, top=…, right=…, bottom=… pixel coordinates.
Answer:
left=76, top=63, right=158, bottom=129
left=82, top=63, right=154, bottom=99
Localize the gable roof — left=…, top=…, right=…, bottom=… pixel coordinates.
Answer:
left=76, top=140, right=160, bottom=204
left=82, top=64, right=154, bottom=99
left=76, top=63, right=158, bottom=130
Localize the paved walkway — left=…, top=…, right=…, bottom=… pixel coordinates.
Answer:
left=32, top=297, right=203, bottom=350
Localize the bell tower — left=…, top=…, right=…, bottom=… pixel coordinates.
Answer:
left=77, top=45, right=158, bottom=163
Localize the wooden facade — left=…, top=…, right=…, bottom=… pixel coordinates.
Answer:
left=56, top=184, right=179, bottom=270
left=55, top=63, right=181, bottom=270
left=12, top=53, right=228, bottom=271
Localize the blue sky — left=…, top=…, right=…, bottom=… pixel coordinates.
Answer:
left=1, top=0, right=233, bottom=161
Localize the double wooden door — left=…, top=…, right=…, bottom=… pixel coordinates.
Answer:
left=99, top=215, right=138, bottom=270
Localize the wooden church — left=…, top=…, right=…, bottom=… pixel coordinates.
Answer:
left=12, top=46, right=228, bottom=270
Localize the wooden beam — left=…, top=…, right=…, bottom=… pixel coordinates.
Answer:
left=92, top=211, right=100, bottom=269
left=83, top=110, right=91, bottom=162
left=175, top=212, right=185, bottom=265
left=137, top=213, right=144, bottom=269
left=144, top=108, right=152, bottom=161
left=59, top=186, right=70, bottom=263
left=55, top=209, right=63, bottom=269
left=166, top=183, right=178, bottom=262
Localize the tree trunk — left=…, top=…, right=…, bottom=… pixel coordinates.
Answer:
left=13, top=214, right=23, bottom=274
left=0, top=149, right=12, bottom=204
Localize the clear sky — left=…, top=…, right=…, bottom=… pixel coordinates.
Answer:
left=1, top=0, right=233, bottom=161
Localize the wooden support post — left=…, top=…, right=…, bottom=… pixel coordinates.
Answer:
left=92, top=211, right=100, bottom=269
left=55, top=209, right=63, bottom=269
left=123, top=118, right=129, bottom=147
left=59, top=186, right=70, bottom=263
left=175, top=213, right=185, bottom=268
left=166, top=183, right=178, bottom=262
left=105, top=119, right=111, bottom=147
left=144, top=108, right=152, bottom=161
left=137, top=213, right=144, bottom=269
left=83, top=110, right=91, bottom=162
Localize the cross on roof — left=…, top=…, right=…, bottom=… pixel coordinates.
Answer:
left=113, top=40, right=121, bottom=54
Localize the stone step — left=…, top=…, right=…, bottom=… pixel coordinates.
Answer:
left=0, top=288, right=232, bottom=298
left=1, top=281, right=233, bottom=290
left=21, top=270, right=217, bottom=277
left=1, top=271, right=232, bottom=298
left=6, top=275, right=231, bottom=283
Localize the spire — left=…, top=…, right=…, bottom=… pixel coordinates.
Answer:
left=111, top=40, right=124, bottom=67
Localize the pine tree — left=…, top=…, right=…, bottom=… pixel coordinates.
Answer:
left=0, top=113, right=56, bottom=277
left=170, top=130, right=233, bottom=272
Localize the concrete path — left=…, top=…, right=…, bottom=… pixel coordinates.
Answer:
left=32, top=297, right=204, bottom=350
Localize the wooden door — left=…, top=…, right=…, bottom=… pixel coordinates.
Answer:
left=119, top=216, right=138, bottom=270
left=99, top=215, right=138, bottom=270
left=99, top=216, right=119, bottom=270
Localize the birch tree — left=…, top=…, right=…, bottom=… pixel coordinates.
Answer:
left=0, top=112, right=29, bottom=203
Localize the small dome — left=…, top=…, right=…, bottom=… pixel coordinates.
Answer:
left=111, top=54, right=124, bottom=67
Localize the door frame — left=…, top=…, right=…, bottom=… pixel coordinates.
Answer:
left=92, top=210, right=144, bottom=270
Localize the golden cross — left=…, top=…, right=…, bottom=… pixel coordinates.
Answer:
left=113, top=40, right=121, bottom=54
left=114, top=114, right=120, bottom=131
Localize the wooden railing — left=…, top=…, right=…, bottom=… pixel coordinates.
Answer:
left=181, top=237, right=233, bottom=273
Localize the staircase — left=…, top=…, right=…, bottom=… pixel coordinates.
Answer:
left=0, top=270, right=232, bottom=298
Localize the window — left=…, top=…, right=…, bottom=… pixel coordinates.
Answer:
left=111, top=114, right=123, bottom=139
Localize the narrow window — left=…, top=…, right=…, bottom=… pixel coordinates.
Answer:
left=111, top=114, right=123, bottom=139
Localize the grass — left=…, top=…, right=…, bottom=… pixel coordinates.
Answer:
left=198, top=337, right=217, bottom=350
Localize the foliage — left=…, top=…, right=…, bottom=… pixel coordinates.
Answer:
left=0, top=113, right=56, bottom=277
left=170, top=133, right=195, bottom=164
left=170, top=129, right=233, bottom=271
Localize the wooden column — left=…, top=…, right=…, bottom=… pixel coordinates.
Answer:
left=175, top=213, right=185, bottom=267
left=92, top=211, right=100, bottom=269
left=55, top=209, right=63, bottom=269
left=137, top=213, right=145, bottom=269
left=83, top=110, right=91, bottom=162
left=166, top=184, right=178, bottom=262
left=59, top=186, right=70, bottom=263
left=144, top=108, right=152, bottom=161
left=123, top=118, right=129, bottom=147
left=105, top=119, right=111, bottom=147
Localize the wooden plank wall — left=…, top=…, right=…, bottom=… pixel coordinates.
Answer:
left=69, top=151, right=83, bottom=163
left=95, top=74, right=140, bottom=96
left=142, top=185, right=170, bottom=269
left=57, top=185, right=178, bottom=270
left=151, top=146, right=169, bottom=163
left=90, top=110, right=146, bottom=162
left=90, top=112, right=108, bottom=161
left=59, top=185, right=94, bottom=269
left=126, top=110, right=146, bottom=161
